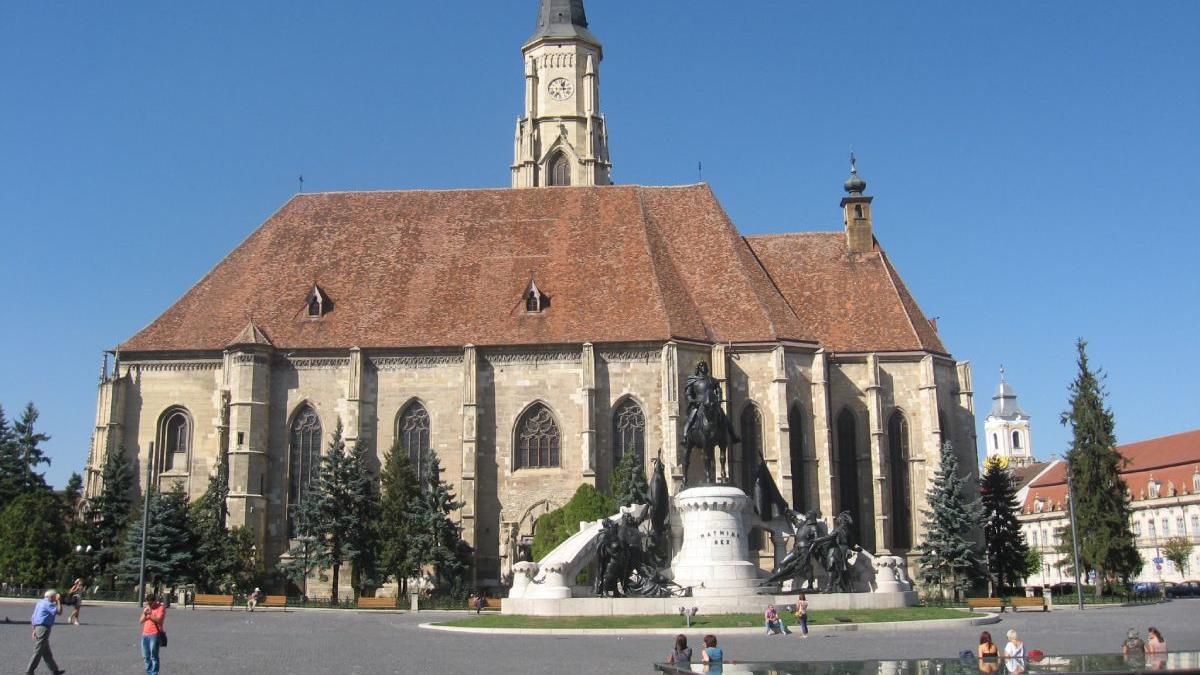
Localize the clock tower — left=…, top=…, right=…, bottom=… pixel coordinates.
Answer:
left=511, top=0, right=612, bottom=188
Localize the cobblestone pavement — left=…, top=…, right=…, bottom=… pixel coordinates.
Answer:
left=2, top=599, right=1198, bottom=674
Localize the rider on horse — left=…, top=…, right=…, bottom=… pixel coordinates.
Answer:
left=681, top=362, right=740, bottom=445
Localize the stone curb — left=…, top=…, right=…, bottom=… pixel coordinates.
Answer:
left=418, top=612, right=1000, bottom=636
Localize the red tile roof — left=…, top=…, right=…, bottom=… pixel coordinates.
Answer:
left=1022, top=429, right=1200, bottom=513
left=120, top=184, right=947, bottom=355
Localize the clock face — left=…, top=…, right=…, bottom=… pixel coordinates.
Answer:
left=548, top=78, right=575, bottom=101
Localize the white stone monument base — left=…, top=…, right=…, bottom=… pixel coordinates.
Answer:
left=670, top=485, right=762, bottom=597
left=502, top=591, right=918, bottom=616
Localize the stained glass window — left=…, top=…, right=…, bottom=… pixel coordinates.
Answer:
left=516, top=403, right=560, bottom=469
left=397, top=401, right=431, bottom=479
left=288, top=405, right=322, bottom=535
left=612, top=399, right=645, bottom=470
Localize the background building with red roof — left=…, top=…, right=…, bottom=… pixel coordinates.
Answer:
left=1020, top=429, right=1200, bottom=585
left=80, top=0, right=979, bottom=595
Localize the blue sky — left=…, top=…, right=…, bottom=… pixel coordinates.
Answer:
left=2, top=1, right=1197, bottom=489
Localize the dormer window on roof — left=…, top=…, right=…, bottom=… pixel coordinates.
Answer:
left=524, top=280, right=550, bottom=313
left=306, top=285, right=331, bottom=318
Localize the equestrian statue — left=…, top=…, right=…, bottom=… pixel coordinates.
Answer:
left=680, top=361, right=740, bottom=485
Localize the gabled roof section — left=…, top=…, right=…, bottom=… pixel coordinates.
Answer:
left=228, top=321, right=273, bottom=348
left=745, top=233, right=947, bottom=354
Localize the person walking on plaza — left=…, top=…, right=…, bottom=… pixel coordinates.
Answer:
left=26, top=589, right=66, bottom=675
left=66, top=579, right=84, bottom=626
left=764, top=604, right=790, bottom=635
left=139, top=593, right=167, bottom=675
left=793, top=594, right=809, bottom=638
left=1146, top=627, right=1167, bottom=653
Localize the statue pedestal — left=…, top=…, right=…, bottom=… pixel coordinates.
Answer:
left=670, top=485, right=762, bottom=597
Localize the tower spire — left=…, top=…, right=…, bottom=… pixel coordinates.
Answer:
left=840, top=153, right=873, bottom=252
left=512, top=0, right=611, bottom=188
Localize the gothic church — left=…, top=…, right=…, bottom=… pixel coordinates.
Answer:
left=82, top=0, right=979, bottom=593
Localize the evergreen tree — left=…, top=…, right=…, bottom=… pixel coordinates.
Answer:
left=13, top=403, right=51, bottom=492
left=915, top=441, right=985, bottom=601
left=980, top=457, right=1030, bottom=592
left=116, top=483, right=194, bottom=590
left=0, top=491, right=69, bottom=587
left=278, top=421, right=364, bottom=603
left=63, top=473, right=83, bottom=508
left=344, top=439, right=381, bottom=598
left=188, top=463, right=259, bottom=592
left=531, top=483, right=615, bottom=561
left=611, top=451, right=650, bottom=507
left=85, top=446, right=135, bottom=585
left=0, top=405, right=23, bottom=510
left=404, top=449, right=471, bottom=594
left=1060, top=339, right=1141, bottom=594
left=378, top=442, right=417, bottom=594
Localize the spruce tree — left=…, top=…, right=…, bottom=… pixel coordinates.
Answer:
left=612, top=451, right=650, bottom=507
left=1060, top=339, right=1140, bottom=594
left=0, top=405, right=23, bottom=510
left=0, top=491, right=69, bottom=587
left=187, top=462, right=259, bottom=592
left=980, top=457, right=1030, bottom=592
left=915, top=441, right=985, bottom=601
left=86, top=445, right=135, bottom=585
left=63, top=473, right=83, bottom=508
left=344, top=438, right=380, bottom=598
left=278, top=421, right=364, bottom=603
left=116, top=483, right=194, bottom=590
left=404, top=449, right=471, bottom=594
left=378, top=442, right=417, bottom=594
left=13, top=403, right=51, bottom=492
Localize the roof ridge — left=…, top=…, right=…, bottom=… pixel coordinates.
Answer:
left=877, top=243, right=947, bottom=355
left=293, top=184, right=704, bottom=198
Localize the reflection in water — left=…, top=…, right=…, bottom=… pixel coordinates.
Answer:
left=654, top=651, right=1200, bottom=675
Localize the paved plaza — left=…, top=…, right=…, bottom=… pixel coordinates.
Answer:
left=3, top=599, right=1199, bottom=674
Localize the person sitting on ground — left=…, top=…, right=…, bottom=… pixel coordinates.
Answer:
left=473, top=592, right=486, bottom=614
left=701, top=634, right=724, bottom=664
left=1123, top=629, right=1146, bottom=656
left=247, top=587, right=261, bottom=612
left=667, top=634, right=692, bottom=665
left=764, top=604, right=790, bottom=635
left=1146, top=627, right=1167, bottom=653
left=979, top=631, right=999, bottom=658
left=1003, top=629, right=1025, bottom=658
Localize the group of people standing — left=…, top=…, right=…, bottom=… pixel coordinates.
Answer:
left=25, top=588, right=168, bottom=675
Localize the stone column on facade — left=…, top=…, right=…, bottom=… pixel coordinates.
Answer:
left=661, top=341, right=682, bottom=482
left=225, top=347, right=271, bottom=551
left=810, top=351, right=835, bottom=519
left=955, top=360, right=977, bottom=453
left=580, top=343, right=597, bottom=485
left=85, top=364, right=125, bottom=499
left=460, top=345, right=478, bottom=549
left=865, top=354, right=886, bottom=554
left=710, top=343, right=731, bottom=483
left=341, top=347, right=368, bottom=449
left=771, top=345, right=788, bottom=486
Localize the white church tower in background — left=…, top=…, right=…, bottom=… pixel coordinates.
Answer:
left=984, top=367, right=1034, bottom=468
left=512, top=0, right=613, bottom=188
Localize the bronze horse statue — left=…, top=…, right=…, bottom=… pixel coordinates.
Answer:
left=681, top=362, right=739, bottom=485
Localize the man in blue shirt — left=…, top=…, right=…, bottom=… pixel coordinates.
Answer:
left=27, top=589, right=65, bottom=675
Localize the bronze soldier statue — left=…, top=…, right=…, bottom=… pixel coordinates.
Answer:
left=680, top=362, right=739, bottom=485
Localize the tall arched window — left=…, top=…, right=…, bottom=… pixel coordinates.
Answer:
left=740, top=404, right=763, bottom=490
left=836, top=408, right=866, bottom=544
left=888, top=411, right=913, bottom=550
left=516, top=403, right=560, bottom=470
left=993, top=433, right=999, bottom=450
left=548, top=153, right=571, bottom=186
left=288, top=405, right=322, bottom=535
left=157, top=407, right=191, bottom=474
left=612, top=398, right=645, bottom=471
left=788, top=404, right=806, bottom=511
left=1012, top=431, right=1022, bottom=449
left=397, top=400, right=431, bottom=480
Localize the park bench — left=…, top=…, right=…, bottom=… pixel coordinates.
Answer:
left=357, top=597, right=397, bottom=610
left=1008, top=596, right=1048, bottom=612
left=465, top=597, right=502, bottom=612
left=258, top=596, right=287, bottom=611
left=967, top=598, right=1008, bottom=613
left=192, top=594, right=235, bottom=610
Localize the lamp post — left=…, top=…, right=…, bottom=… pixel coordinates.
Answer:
left=137, top=442, right=156, bottom=608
